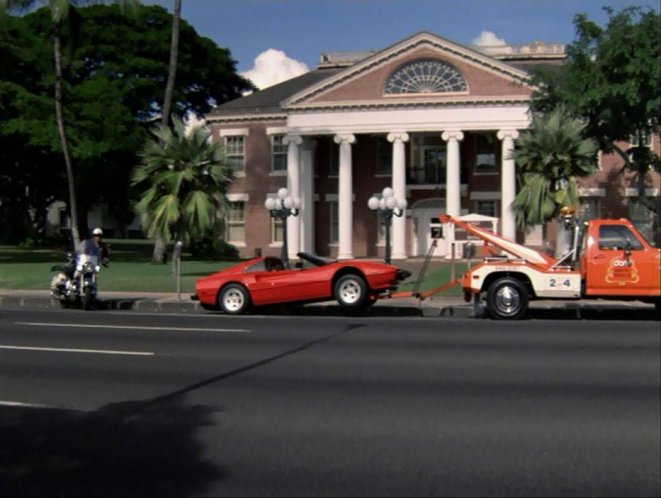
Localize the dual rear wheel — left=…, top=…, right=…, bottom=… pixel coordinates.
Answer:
left=485, top=277, right=529, bottom=320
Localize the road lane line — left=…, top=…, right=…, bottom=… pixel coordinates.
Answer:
left=0, top=345, right=154, bottom=356
left=14, top=322, right=250, bottom=333
left=0, top=400, right=54, bottom=409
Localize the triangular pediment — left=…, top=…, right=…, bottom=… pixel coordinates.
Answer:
left=283, top=31, right=534, bottom=109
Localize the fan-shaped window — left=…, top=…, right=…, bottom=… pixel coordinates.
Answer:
left=385, top=59, right=467, bottom=95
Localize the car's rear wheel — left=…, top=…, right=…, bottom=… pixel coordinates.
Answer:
left=334, top=274, right=367, bottom=309
left=218, top=284, right=250, bottom=314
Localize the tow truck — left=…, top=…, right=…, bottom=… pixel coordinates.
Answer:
left=407, top=212, right=660, bottom=320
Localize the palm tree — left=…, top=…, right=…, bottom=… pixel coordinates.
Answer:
left=132, top=116, right=233, bottom=251
left=0, top=0, right=138, bottom=247
left=511, top=107, right=598, bottom=254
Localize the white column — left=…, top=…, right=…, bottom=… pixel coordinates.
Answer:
left=300, top=138, right=316, bottom=253
left=334, top=133, right=356, bottom=260
left=284, top=134, right=302, bottom=259
left=497, top=130, right=519, bottom=240
left=442, top=131, right=464, bottom=258
left=388, top=132, right=409, bottom=260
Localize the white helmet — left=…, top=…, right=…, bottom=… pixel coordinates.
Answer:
left=92, top=228, right=103, bottom=236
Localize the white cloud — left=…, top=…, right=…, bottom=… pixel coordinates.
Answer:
left=472, top=31, right=507, bottom=47
left=183, top=111, right=207, bottom=137
left=241, top=49, right=309, bottom=91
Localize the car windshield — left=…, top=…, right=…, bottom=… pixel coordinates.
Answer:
left=244, top=257, right=286, bottom=273
left=297, top=252, right=336, bottom=267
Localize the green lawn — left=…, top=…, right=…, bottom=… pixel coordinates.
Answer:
left=0, top=241, right=232, bottom=293
left=0, top=240, right=466, bottom=296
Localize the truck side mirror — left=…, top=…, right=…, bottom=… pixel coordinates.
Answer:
left=624, top=240, right=633, bottom=254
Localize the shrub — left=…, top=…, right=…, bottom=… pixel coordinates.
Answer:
left=188, top=237, right=239, bottom=261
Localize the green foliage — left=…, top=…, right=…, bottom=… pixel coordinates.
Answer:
left=0, top=3, right=253, bottom=241
left=512, top=107, right=598, bottom=227
left=189, top=237, right=239, bottom=261
left=132, top=116, right=233, bottom=244
left=530, top=6, right=660, bottom=212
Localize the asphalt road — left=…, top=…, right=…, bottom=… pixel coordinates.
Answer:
left=1, top=308, right=659, bottom=497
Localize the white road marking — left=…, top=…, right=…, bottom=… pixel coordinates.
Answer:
left=0, top=400, right=53, bottom=409
left=0, top=345, right=154, bottom=356
left=14, top=322, right=250, bottom=333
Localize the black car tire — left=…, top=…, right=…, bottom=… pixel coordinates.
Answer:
left=486, top=277, right=529, bottom=320
left=218, top=284, right=250, bottom=315
left=334, top=274, right=368, bottom=309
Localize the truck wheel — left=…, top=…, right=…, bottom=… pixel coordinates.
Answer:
left=218, top=284, right=250, bottom=315
left=334, top=274, right=367, bottom=309
left=486, top=277, right=529, bottom=320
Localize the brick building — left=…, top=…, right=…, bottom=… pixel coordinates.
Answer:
left=206, top=31, right=660, bottom=260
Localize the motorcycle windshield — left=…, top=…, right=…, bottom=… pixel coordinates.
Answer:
left=77, top=253, right=99, bottom=266
left=77, top=239, right=101, bottom=259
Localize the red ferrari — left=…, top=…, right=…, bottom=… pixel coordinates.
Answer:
left=193, top=252, right=411, bottom=314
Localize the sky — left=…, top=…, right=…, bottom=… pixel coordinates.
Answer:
left=144, top=0, right=660, bottom=89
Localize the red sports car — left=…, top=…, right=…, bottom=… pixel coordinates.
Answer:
left=193, top=252, right=411, bottom=314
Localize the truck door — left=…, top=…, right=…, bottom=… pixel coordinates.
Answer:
left=586, top=223, right=655, bottom=295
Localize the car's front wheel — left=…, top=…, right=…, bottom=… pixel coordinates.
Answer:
left=218, top=284, right=250, bottom=314
left=334, top=274, right=367, bottom=309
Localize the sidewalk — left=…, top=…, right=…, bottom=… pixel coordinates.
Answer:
left=0, top=288, right=655, bottom=319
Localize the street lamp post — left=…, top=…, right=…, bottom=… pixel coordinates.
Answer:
left=265, top=188, right=300, bottom=268
left=368, top=187, right=407, bottom=265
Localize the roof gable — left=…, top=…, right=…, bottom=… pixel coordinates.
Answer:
left=283, top=31, right=534, bottom=109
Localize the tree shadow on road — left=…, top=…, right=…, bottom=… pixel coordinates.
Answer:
left=0, top=397, right=223, bottom=497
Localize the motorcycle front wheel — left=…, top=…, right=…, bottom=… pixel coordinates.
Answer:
left=82, top=286, right=94, bottom=310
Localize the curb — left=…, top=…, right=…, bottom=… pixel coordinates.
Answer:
left=0, top=294, right=472, bottom=317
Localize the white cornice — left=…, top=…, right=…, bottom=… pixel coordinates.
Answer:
left=283, top=31, right=532, bottom=108
left=287, top=95, right=531, bottom=112
left=206, top=113, right=286, bottom=124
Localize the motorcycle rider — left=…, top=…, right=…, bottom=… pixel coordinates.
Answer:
left=64, top=228, right=109, bottom=278
left=90, top=227, right=110, bottom=267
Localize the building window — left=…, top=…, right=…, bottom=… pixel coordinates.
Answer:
left=329, top=143, right=339, bottom=176
left=271, top=217, right=283, bottom=244
left=376, top=136, right=392, bottom=175
left=272, top=135, right=287, bottom=172
left=385, top=59, right=467, bottom=95
left=474, top=133, right=497, bottom=173
left=226, top=201, right=245, bottom=243
left=629, top=131, right=651, bottom=148
left=329, top=201, right=338, bottom=243
left=628, top=198, right=655, bottom=243
left=475, top=200, right=497, bottom=217
left=224, top=136, right=245, bottom=174
left=579, top=197, right=600, bottom=220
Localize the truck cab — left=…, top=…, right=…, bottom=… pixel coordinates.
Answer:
left=581, top=219, right=661, bottom=298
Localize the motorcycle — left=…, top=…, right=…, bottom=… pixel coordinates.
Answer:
left=50, top=245, right=103, bottom=310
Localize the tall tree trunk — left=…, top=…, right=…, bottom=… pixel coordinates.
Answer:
left=160, top=0, right=181, bottom=128
left=53, top=29, right=81, bottom=248
left=152, top=0, right=182, bottom=263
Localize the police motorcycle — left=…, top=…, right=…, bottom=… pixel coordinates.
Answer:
left=50, top=239, right=105, bottom=309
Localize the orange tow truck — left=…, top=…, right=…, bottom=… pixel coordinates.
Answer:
left=433, top=213, right=661, bottom=319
